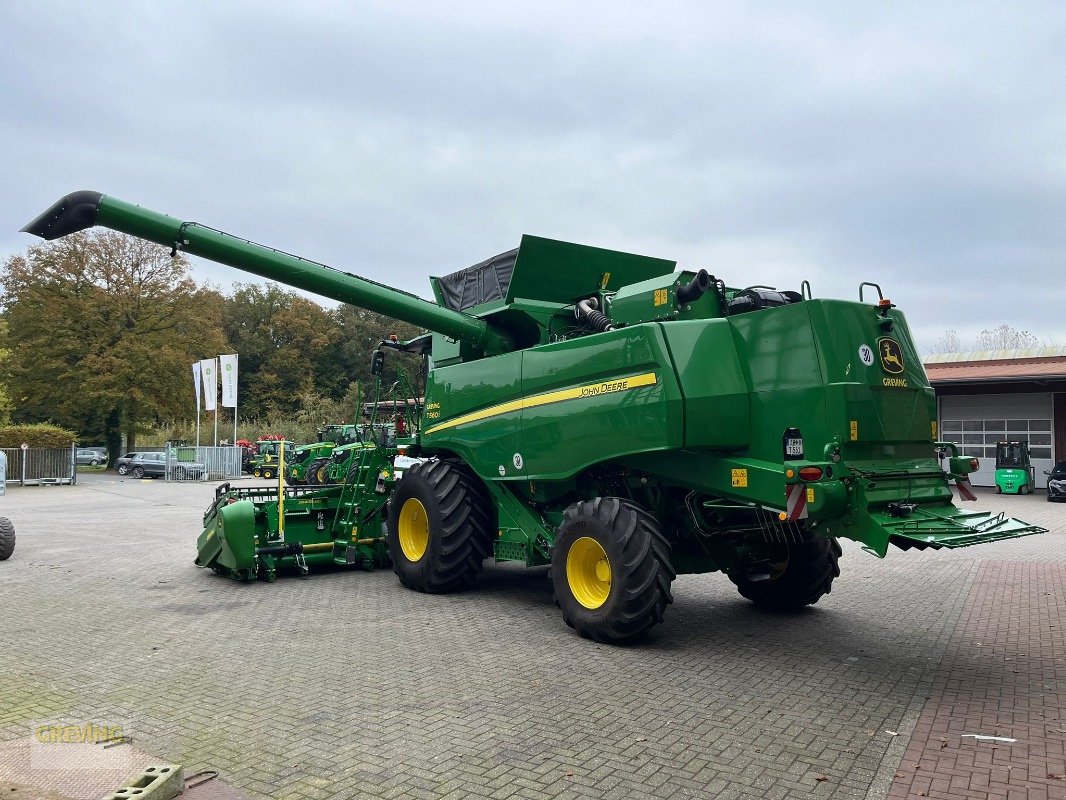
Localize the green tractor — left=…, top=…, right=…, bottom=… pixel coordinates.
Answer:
left=24, top=191, right=1048, bottom=644
left=287, top=441, right=335, bottom=486
left=250, top=438, right=294, bottom=480
left=994, top=440, right=1036, bottom=495
left=318, top=424, right=398, bottom=485
left=288, top=424, right=362, bottom=485
left=299, top=424, right=361, bottom=485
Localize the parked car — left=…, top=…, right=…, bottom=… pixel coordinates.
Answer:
left=114, top=452, right=148, bottom=475
left=126, top=452, right=206, bottom=480
left=1045, top=461, right=1066, bottom=502
left=76, top=447, right=108, bottom=467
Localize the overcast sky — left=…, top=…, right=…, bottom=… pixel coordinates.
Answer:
left=2, top=1, right=1064, bottom=350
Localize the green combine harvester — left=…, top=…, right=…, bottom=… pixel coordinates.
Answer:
left=23, top=191, right=1047, bottom=643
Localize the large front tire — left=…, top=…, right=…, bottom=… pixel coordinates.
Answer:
left=387, top=460, right=494, bottom=593
left=729, top=528, right=841, bottom=610
left=0, top=517, right=14, bottom=560
left=551, top=498, right=675, bottom=643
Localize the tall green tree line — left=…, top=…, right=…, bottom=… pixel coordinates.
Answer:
left=0, top=231, right=420, bottom=454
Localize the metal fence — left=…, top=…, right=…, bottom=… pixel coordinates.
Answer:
left=166, top=446, right=242, bottom=482
left=0, top=446, right=76, bottom=486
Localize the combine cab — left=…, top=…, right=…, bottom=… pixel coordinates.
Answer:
left=23, top=191, right=1048, bottom=643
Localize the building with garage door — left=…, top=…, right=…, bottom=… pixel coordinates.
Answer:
left=924, top=347, right=1066, bottom=489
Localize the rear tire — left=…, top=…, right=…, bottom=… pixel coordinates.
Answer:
left=261, top=468, right=275, bottom=480
left=387, top=459, right=494, bottom=593
left=0, top=517, right=14, bottom=560
left=131, top=466, right=145, bottom=479
left=550, top=498, right=675, bottom=643
left=730, top=528, right=841, bottom=610
left=174, top=466, right=187, bottom=481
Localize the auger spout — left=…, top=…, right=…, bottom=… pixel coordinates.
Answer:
left=22, top=191, right=512, bottom=354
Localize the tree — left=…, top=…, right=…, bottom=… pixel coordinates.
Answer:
left=927, top=325, right=1045, bottom=354
left=929, top=329, right=963, bottom=354
left=974, top=325, right=1040, bottom=351
left=220, top=284, right=337, bottom=418
left=221, top=285, right=422, bottom=418
left=1, top=231, right=228, bottom=458
left=314, top=303, right=422, bottom=399
left=0, top=320, right=12, bottom=423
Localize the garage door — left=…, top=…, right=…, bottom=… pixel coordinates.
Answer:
left=939, top=393, right=1054, bottom=488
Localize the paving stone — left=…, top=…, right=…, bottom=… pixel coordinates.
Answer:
left=0, top=477, right=1062, bottom=799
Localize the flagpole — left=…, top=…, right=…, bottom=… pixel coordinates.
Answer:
left=213, top=358, right=219, bottom=447
left=193, top=362, right=202, bottom=449
left=233, top=355, right=239, bottom=448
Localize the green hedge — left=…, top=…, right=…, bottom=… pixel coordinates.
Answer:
left=0, top=423, right=77, bottom=449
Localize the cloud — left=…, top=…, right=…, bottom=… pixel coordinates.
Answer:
left=2, top=1, right=1064, bottom=349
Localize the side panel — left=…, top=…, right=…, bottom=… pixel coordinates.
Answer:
left=519, top=326, right=682, bottom=480
left=658, top=320, right=750, bottom=449
left=728, top=302, right=830, bottom=460
left=422, top=351, right=524, bottom=478
left=424, top=326, right=682, bottom=482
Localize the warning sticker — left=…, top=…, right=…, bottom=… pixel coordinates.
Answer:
left=849, top=420, right=858, bottom=441
left=731, top=468, right=748, bottom=488
left=806, top=487, right=815, bottom=504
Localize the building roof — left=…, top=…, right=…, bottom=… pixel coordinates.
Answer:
left=924, top=346, right=1066, bottom=363
left=924, top=347, right=1066, bottom=384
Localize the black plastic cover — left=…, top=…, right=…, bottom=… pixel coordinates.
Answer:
left=727, top=288, right=803, bottom=316
left=380, top=333, right=433, bottom=355
left=436, top=248, right=517, bottom=312
left=21, top=190, right=103, bottom=240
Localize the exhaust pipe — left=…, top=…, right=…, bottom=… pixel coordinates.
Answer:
left=676, top=269, right=711, bottom=305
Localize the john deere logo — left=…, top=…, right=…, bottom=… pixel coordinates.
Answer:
left=878, top=337, right=905, bottom=375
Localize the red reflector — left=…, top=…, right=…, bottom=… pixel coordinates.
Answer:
left=798, top=466, right=823, bottom=481
left=969, top=458, right=980, bottom=471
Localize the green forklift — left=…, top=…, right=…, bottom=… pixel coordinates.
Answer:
left=994, top=440, right=1035, bottom=495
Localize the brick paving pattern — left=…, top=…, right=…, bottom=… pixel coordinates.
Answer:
left=887, top=561, right=1066, bottom=800
left=0, top=477, right=1062, bottom=799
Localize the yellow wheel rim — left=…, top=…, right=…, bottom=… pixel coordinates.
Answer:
left=398, top=497, right=430, bottom=562
left=566, top=537, right=612, bottom=609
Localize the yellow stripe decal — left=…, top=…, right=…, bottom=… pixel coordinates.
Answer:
left=424, top=372, right=658, bottom=435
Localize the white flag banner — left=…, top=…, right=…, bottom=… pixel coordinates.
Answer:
left=192, top=363, right=201, bottom=411
left=219, top=354, right=238, bottom=408
left=200, top=358, right=217, bottom=411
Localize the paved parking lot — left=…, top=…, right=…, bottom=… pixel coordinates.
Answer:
left=0, top=475, right=1063, bottom=799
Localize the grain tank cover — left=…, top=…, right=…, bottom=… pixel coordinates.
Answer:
left=432, top=234, right=676, bottom=310
left=434, top=249, right=518, bottom=312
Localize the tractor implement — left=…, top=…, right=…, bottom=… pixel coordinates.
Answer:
left=25, top=191, right=1048, bottom=643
